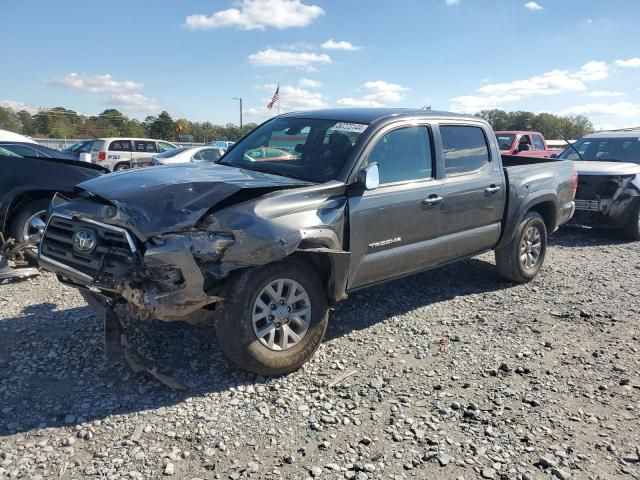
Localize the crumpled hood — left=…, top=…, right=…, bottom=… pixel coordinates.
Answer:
left=574, top=161, right=640, bottom=176
left=74, top=162, right=309, bottom=239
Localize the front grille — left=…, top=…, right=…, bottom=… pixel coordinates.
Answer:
left=40, top=214, right=139, bottom=287
left=575, top=199, right=601, bottom=212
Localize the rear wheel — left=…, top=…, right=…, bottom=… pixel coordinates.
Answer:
left=495, top=211, right=547, bottom=283
left=114, top=162, right=130, bottom=171
left=623, top=202, right=640, bottom=241
left=214, top=260, right=329, bottom=376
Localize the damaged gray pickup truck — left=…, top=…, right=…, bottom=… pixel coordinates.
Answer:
left=39, top=109, right=577, bottom=375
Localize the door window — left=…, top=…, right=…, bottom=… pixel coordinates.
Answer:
left=440, top=126, right=490, bottom=175
left=109, top=140, right=132, bottom=152
left=199, top=148, right=222, bottom=161
left=134, top=140, right=157, bottom=153
left=532, top=134, right=545, bottom=151
left=367, top=126, right=433, bottom=184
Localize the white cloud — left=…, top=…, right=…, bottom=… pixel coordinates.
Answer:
left=524, top=2, right=543, bottom=10
left=0, top=100, right=40, bottom=115
left=336, top=97, right=383, bottom=108
left=321, top=39, right=360, bottom=51
left=587, top=90, right=625, bottom=97
left=562, top=102, right=640, bottom=117
left=450, top=61, right=611, bottom=113
left=445, top=0, right=459, bottom=5
left=449, top=94, right=522, bottom=113
left=298, top=78, right=322, bottom=89
left=109, top=93, right=164, bottom=113
left=337, top=81, right=409, bottom=108
left=49, top=73, right=143, bottom=93
left=615, top=57, right=640, bottom=68
left=185, top=0, right=324, bottom=30
left=246, top=83, right=328, bottom=119
left=248, top=48, right=331, bottom=69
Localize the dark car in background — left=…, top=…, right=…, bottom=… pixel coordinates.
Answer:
left=0, top=141, right=79, bottom=161
left=63, top=139, right=96, bottom=158
left=0, top=153, right=107, bottom=250
left=556, top=130, right=640, bottom=239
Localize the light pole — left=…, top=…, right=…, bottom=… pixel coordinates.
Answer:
left=232, top=97, right=243, bottom=137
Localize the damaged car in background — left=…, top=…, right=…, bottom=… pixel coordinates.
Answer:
left=556, top=129, right=640, bottom=239
left=0, top=150, right=107, bottom=281
left=38, top=109, right=576, bottom=376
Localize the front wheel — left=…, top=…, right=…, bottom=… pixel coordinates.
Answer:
left=495, top=211, right=548, bottom=283
left=214, top=260, right=329, bottom=375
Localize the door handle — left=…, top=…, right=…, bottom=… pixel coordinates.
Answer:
left=422, top=195, right=443, bottom=207
left=485, top=185, right=502, bottom=195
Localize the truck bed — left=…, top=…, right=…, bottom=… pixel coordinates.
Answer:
left=501, top=154, right=558, bottom=167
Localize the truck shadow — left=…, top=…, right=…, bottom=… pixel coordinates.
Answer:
left=550, top=225, right=632, bottom=248
left=0, top=228, right=616, bottom=436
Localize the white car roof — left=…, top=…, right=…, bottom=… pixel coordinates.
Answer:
left=0, top=129, right=36, bottom=143
left=96, top=137, right=177, bottom=142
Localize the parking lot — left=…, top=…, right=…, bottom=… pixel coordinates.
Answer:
left=1, top=226, right=639, bottom=479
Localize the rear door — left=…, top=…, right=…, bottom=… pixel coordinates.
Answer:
left=434, top=124, right=505, bottom=261
left=133, top=140, right=158, bottom=166
left=106, top=139, right=133, bottom=168
left=348, top=123, right=443, bottom=288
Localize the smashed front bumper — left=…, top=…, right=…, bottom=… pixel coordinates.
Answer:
left=39, top=213, right=228, bottom=323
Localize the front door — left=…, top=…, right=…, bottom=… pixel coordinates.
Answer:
left=348, top=125, right=442, bottom=289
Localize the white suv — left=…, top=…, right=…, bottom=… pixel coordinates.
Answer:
left=90, top=138, right=178, bottom=171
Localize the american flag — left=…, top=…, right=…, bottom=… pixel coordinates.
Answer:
left=267, top=85, right=279, bottom=109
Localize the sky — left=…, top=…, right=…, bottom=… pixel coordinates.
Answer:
left=2, top=0, right=640, bottom=130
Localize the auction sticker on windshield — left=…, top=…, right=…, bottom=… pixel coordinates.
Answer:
left=330, top=122, right=368, bottom=134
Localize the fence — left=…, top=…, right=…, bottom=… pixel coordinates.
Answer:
left=33, top=138, right=206, bottom=150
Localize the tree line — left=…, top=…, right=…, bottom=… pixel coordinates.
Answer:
left=0, top=107, right=258, bottom=143
left=0, top=105, right=595, bottom=143
left=476, top=109, right=594, bottom=139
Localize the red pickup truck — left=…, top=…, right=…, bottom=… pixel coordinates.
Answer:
left=495, top=131, right=555, bottom=158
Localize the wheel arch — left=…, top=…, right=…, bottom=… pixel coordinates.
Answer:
left=2, top=190, right=57, bottom=236
left=290, top=244, right=350, bottom=305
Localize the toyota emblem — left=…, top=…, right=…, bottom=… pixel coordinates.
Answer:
left=73, top=230, right=97, bottom=252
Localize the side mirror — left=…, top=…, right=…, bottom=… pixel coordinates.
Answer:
left=357, top=163, right=380, bottom=190
left=518, top=143, right=531, bottom=152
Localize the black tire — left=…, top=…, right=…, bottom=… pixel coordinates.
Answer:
left=9, top=197, right=50, bottom=243
left=622, top=202, right=640, bottom=241
left=114, top=162, right=130, bottom=171
left=495, top=211, right=548, bottom=283
left=214, top=260, right=329, bottom=376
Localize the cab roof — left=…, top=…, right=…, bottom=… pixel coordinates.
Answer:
left=280, top=108, right=478, bottom=124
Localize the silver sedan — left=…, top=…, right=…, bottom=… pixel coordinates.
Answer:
left=150, top=146, right=226, bottom=166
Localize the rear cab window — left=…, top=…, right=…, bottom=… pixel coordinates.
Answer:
left=440, top=125, right=491, bottom=176
left=533, top=134, right=545, bottom=151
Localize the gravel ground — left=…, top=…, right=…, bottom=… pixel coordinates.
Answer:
left=1, top=226, right=639, bottom=480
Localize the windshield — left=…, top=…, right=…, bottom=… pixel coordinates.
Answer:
left=220, top=117, right=367, bottom=182
left=495, top=134, right=516, bottom=150
left=557, top=136, right=640, bottom=163
left=156, top=147, right=189, bottom=158
left=0, top=146, right=21, bottom=157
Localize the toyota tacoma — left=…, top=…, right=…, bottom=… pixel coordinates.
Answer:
left=38, top=109, right=577, bottom=375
